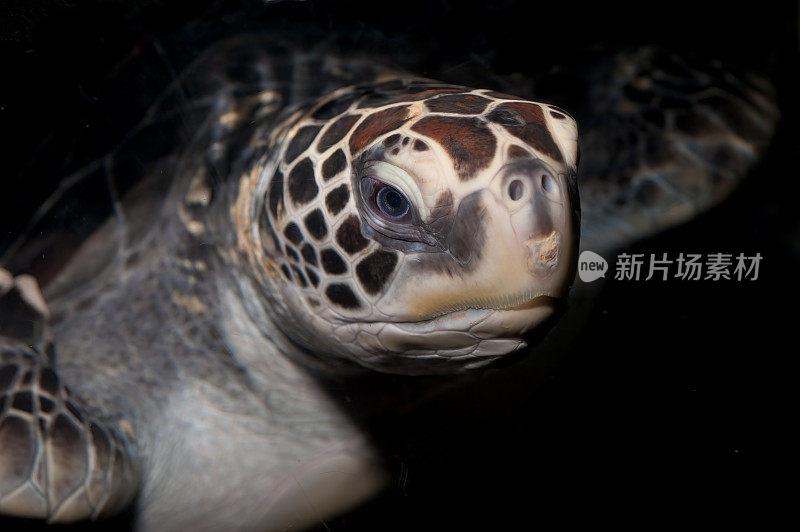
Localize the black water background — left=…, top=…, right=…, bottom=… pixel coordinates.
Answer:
left=1, top=1, right=796, bottom=529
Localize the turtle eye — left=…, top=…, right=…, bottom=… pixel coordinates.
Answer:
left=360, top=177, right=412, bottom=223
left=376, top=186, right=410, bottom=218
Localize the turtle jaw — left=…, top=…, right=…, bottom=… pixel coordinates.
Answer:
left=333, top=296, right=563, bottom=375
left=395, top=294, right=560, bottom=343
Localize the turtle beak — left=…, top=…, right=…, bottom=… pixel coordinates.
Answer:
left=445, top=157, right=576, bottom=299
left=487, top=158, right=576, bottom=295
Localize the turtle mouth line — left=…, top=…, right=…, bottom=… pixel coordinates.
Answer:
left=419, top=289, right=555, bottom=321
left=389, top=293, right=558, bottom=337
left=507, top=294, right=556, bottom=310
left=389, top=295, right=559, bottom=343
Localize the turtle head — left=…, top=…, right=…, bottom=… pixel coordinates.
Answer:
left=239, top=80, right=579, bottom=374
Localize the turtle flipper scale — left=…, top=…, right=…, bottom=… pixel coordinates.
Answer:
left=0, top=271, right=138, bottom=523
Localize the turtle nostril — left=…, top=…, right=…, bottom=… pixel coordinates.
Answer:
left=507, top=179, right=525, bottom=201
left=541, top=173, right=556, bottom=195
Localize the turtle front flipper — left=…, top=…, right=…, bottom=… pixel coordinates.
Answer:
left=0, top=270, right=138, bottom=523
left=575, top=47, right=780, bottom=252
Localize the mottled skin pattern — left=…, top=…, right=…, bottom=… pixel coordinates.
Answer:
left=0, top=32, right=778, bottom=530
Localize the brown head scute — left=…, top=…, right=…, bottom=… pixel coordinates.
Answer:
left=287, top=158, right=318, bottom=206
left=355, top=250, right=398, bottom=295
left=491, top=102, right=564, bottom=163
left=318, top=114, right=361, bottom=153
left=356, top=81, right=462, bottom=109
left=321, top=149, right=347, bottom=181
left=267, top=169, right=284, bottom=218
left=507, top=144, right=530, bottom=159
left=383, top=134, right=401, bottom=147
left=335, top=214, right=369, bottom=255
left=303, top=209, right=328, bottom=240
left=321, top=248, right=347, bottom=274
left=485, top=108, right=525, bottom=127
left=283, top=222, right=303, bottom=245
left=284, top=125, right=322, bottom=163
left=349, top=105, right=413, bottom=155
left=300, top=243, right=318, bottom=265
left=424, top=94, right=491, bottom=114
left=311, top=93, right=357, bottom=120
left=325, top=283, right=361, bottom=309
left=325, top=184, right=350, bottom=216
left=411, top=116, right=497, bottom=181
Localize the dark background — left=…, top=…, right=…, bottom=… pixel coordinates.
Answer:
left=1, top=0, right=797, bottom=529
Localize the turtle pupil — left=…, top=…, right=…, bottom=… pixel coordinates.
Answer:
left=377, top=187, right=409, bottom=218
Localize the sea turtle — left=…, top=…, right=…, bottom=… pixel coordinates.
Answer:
left=0, top=9, right=779, bottom=531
